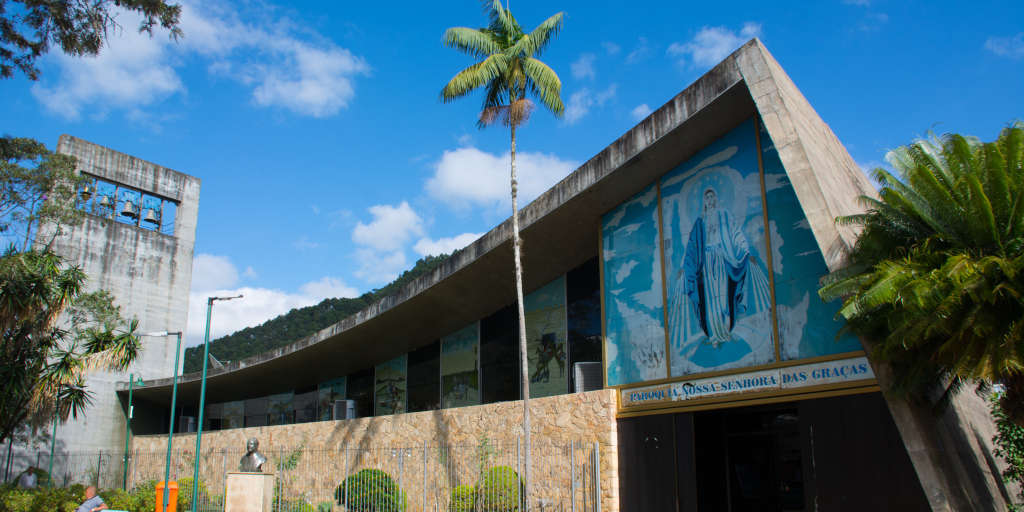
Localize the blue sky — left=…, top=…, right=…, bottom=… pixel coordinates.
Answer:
left=2, top=0, right=1022, bottom=346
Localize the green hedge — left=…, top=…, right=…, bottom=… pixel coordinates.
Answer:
left=334, top=468, right=407, bottom=512
left=475, top=466, right=522, bottom=512
left=0, top=477, right=217, bottom=512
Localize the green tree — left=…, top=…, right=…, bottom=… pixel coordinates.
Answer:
left=440, top=1, right=565, bottom=500
left=0, top=0, right=182, bottom=80
left=1, top=136, right=87, bottom=251
left=0, top=248, right=141, bottom=446
left=1, top=137, right=140, bottom=445
left=819, top=123, right=1024, bottom=425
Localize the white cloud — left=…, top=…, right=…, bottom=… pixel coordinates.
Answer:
left=353, top=248, right=407, bottom=284
left=191, top=254, right=239, bottom=291
left=351, top=202, right=424, bottom=252
left=571, top=53, right=596, bottom=80
left=414, top=232, right=483, bottom=256
left=626, top=37, right=650, bottom=64
left=293, top=236, right=320, bottom=250
left=601, top=42, right=621, bottom=56
left=667, top=22, right=761, bottom=68
left=857, top=12, right=889, bottom=32
left=565, top=84, right=617, bottom=124
left=986, top=33, right=1024, bottom=58
left=426, top=147, right=578, bottom=210
left=630, top=103, right=652, bottom=121
left=31, top=14, right=182, bottom=120
left=31, top=0, right=368, bottom=120
left=186, top=254, right=357, bottom=347
left=349, top=202, right=427, bottom=284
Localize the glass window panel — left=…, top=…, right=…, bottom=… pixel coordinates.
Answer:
left=568, top=258, right=603, bottom=392
left=347, top=368, right=374, bottom=418
left=375, top=354, right=407, bottom=415
left=408, top=341, right=440, bottom=412
left=480, top=305, right=519, bottom=404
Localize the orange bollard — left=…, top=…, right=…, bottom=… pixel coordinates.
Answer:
left=155, top=481, right=179, bottom=512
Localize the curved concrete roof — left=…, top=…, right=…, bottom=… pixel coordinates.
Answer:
left=125, top=39, right=873, bottom=407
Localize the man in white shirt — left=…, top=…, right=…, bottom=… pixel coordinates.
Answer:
left=17, top=467, right=37, bottom=489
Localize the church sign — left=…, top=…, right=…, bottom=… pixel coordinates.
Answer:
left=602, top=117, right=874, bottom=412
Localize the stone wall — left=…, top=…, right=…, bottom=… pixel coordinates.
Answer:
left=131, top=390, right=619, bottom=511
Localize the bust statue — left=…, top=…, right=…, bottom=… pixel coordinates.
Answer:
left=239, top=437, right=267, bottom=472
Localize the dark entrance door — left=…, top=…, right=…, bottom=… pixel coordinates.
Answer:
left=693, top=406, right=805, bottom=512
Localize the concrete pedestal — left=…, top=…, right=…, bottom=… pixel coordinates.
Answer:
left=225, top=472, right=274, bottom=512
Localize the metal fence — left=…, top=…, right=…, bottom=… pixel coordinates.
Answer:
left=14, top=439, right=602, bottom=512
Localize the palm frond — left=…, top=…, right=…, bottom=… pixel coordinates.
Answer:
left=440, top=54, right=509, bottom=103
left=521, top=57, right=564, bottom=116
left=441, top=27, right=501, bottom=58
left=510, top=12, right=564, bottom=57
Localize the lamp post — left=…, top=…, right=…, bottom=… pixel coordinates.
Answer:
left=122, top=374, right=145, bottom=489
left=192, top=295, right=241, bottom=512
left=140, top=330, right=183, bottom=512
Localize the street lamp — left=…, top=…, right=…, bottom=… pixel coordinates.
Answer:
left=192, top=295, right=242, bottom=512
left=122, top=374, right=145, bottom=489
left=139, top=330, right=183, bottom=512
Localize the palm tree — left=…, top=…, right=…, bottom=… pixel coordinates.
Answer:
left=820, top=123, right=1024, bottom=425
left=0, top=248, right=140, bottom=446
left=440, top=0, right=565, bottom=499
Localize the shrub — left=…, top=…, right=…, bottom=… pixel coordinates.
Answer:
left=334, top=469, right=407, bottom=512
left=98, top=488, right=134, bottom=511
left=449, top=484, right=475, bottom=512
left=130, top=479, right=158, bottom=512
left=177, top=476, right=209, bottom=510
left=475, top=466, right=522, bottom=512
left=993, top=392, right=1024, bottom=510
left=316, top=501, right=334, bottom=512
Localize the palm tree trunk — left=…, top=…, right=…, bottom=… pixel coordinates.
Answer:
left=510, top=122, right=532, bottom=507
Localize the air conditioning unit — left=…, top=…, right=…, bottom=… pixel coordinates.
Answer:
left=573, top=362, right=603, bottom=393
left=332, top=400, right=357, bottom=420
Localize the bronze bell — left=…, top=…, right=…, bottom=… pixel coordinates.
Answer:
left=121, top=199, right=138, bottom=219
left=80, top=184, right=94, bottom=201
left=98, top=195, right=113, bottom=209
left=143, top=208, right=160, bottom=224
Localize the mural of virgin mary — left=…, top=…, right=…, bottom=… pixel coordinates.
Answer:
left=683, top=187, right=771, bottom=347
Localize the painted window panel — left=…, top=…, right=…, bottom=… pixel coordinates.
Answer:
left=758, top=123, right=863, bottom=360
left=375, top=354, right=408, bottom=415
left=601, top=183, right=667, bottom=386
left=661, top=118, right=776, bottom=377
left=266, top=392, right=294, bottom=425
left=525, top=276, right=568, bottom=398
left=442, top=323, right=480, bottom=408
left=222, top=400, right=244, bottom=429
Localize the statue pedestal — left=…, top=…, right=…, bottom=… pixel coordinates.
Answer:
left=224, top=472, right=274, bottom=512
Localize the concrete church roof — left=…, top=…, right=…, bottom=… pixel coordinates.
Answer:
left=124, top=39, right=873, bottom=406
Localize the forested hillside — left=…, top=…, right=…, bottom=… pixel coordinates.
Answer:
left=182, top=254, right=449, bottom=373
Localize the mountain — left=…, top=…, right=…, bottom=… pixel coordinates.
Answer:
left=181, top=254, right=449, bottom=373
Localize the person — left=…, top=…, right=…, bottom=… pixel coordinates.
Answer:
left=17, top=467, right=37, bottom=488
left=680, top=187, right=770, bottom=347
left=76, top=486, right=107, bottom=512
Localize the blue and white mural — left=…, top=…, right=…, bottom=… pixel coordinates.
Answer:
left=758, top=123, right=863, bottom=359
left=601, top=183, right=666, bottom=386
left=602, top=116, right=863, bottom=390
left=661, top=119, right=775, bottom=376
